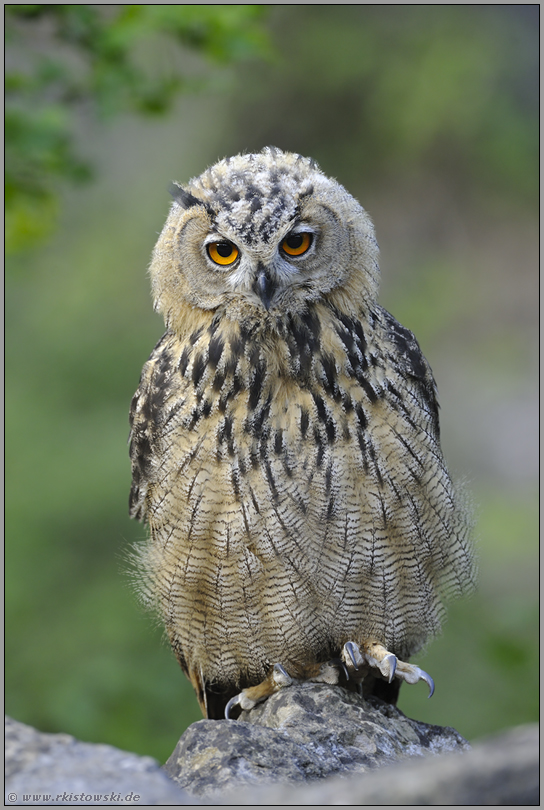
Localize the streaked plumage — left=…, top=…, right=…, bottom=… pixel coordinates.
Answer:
left=129, top=148, right=475, bottom=719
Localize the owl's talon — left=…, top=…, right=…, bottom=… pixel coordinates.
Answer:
left=382, top=653, right=397, bottom=683
left=271, top=663, right=293, bottom=688
left=344, top=640, right=364, bottom=671
left=224, top=663, right=294, bottom=719
left=339, top=660, right=350, bottom=681
left=394, top=660, right=435, bottom=696
left=320, top=657, right=350, bottom=683
left=407, top=666, right=435, bottom=697
left=423, top=670, right=435, bottom=698
left=341, top=640, right=434, bottom=696
left=224, top=694, right=242, bottom=719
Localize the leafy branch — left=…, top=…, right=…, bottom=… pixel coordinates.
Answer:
left=5, top=4, right=271, bottom=251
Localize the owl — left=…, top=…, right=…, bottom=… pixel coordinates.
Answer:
left=129, top=147, right=475, bottom=720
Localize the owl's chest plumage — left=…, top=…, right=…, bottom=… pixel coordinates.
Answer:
left=129, top=302, right=459, bottom=687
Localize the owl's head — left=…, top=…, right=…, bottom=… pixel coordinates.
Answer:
left=150, top=148, right=380, bottom=333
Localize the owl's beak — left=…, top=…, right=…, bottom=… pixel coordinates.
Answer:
left=252, top=264, right=277, bottom=311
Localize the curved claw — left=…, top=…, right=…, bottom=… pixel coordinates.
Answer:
left=420, top=669, right=435, bottom=698
left=272, top=663, right=293, bottom=687
left=329, top=658, right=350, bottom=681
left=224, top=694, right=242, bottom=720
left=383, top=653, right=397, bottom=683
left=344, top=641, right=362, bottom=671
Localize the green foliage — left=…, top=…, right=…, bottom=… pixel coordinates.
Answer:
left=5, top=4, right=271, bottom=252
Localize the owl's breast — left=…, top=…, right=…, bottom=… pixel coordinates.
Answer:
left=131, top=305, right=465, bottom=682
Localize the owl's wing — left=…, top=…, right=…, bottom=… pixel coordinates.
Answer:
left=129, top=331, right=179, bottom=522
left=377, top=306, right=440, bottom=441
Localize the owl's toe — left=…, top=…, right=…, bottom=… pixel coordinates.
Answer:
left=341, top=640, right=434, bottom=697
left=395, top=660, right=435, bottom=697
left=224, top=663, right=293, bottom=719
left=378, top=653, right=398, bottom=683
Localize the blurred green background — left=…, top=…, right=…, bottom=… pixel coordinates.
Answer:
left=6, top=5, right=538, bottom=763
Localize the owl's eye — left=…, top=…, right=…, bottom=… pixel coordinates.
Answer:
left=281, top=232, right=313, bottom=257
left=207, top=240, right=239, bottom=266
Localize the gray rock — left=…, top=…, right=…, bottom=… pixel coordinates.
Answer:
left=165, top=683, right=469, bottom=796
left=6, top=695, right=538, bottom=806
left=230, top=723, right=540, bottom=806
left=4, top=716, right=196, bottom=805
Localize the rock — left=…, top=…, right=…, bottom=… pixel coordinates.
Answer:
left=165, top=683, right=469, bottom=796
left=230, top=723, right=540, bottom=806
left=6, top=695, right=538, bottom=806
left=4, top=716, right=195, bottom=806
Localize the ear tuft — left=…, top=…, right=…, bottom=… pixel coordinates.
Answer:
left=169, top=183, right=203, bottom=210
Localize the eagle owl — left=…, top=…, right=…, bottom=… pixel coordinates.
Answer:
left=129, top=147, right=475, bottom=720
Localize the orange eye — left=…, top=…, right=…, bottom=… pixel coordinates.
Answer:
left=281, top=231, right=313, bottom=257
left=207, top=240, right=239, bottom=266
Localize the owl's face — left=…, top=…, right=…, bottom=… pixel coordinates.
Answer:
left=150, top=148, right=380, bottom=331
